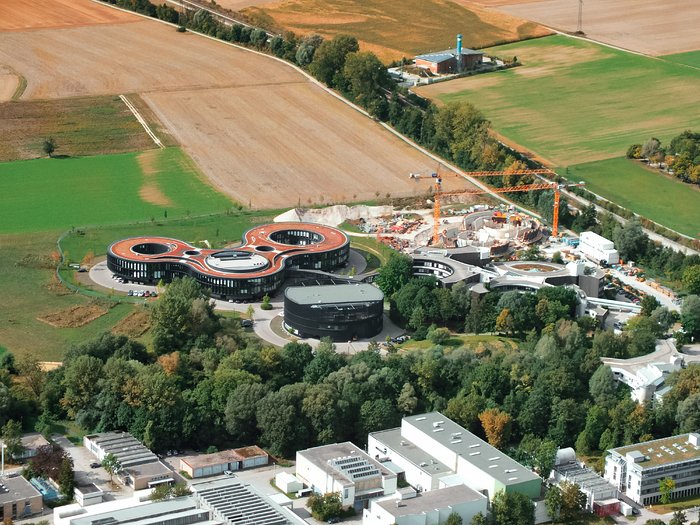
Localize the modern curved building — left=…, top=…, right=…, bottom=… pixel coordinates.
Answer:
left=284, top=282, right=384, bottom=341
left=107, top=223, right=349, bottom=299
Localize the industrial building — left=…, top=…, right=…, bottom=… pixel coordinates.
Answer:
left=107, top=223, right=349, bottom=300
left=604, top=433, right=700, bottom=505
left=578, top=231, right=620, bottom=265
left=296, top=442, right=397, bottom=509
left=363, top=485, right=488, bottom=525
left=84, top=432, right=173, bottom=490
left=179, top=446, right=268, bottom=479
left=0, top=476, right=43, bottom=521
left=192, top=478, right=300, bottom=525
left=368, top=412, right=541, bottom=501
left=283, top=282, right=384, bottom=341
left=415, top=35, right=484, bottom=74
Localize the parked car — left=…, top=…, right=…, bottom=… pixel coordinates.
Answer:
left=90, top=462, right=101, bottom=469
left=127, top=290, right=134, bottom=296
left=241, top=319, right=253, bottom=328
left=223, top=470, right=234, bottom=476
left=327, top=518, right=341, bottom=524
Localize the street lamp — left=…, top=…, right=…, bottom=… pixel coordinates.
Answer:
left=1, top=440, right=6, bottom=477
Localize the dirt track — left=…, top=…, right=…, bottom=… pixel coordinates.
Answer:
left=0, top=66, right=18, bottom=101
left=213, top=0, right=278, bottom=10
left=0, top=0, right=138, bottom=31
left=467, top=0, right=700, bottom=56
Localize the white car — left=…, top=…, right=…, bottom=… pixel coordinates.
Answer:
left=223, top=470, right=234, bottom=476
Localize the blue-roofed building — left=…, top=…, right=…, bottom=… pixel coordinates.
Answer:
left=415, top=34, right=484, bottom=74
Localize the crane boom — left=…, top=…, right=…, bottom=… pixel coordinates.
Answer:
left=431, top=180, right=584, bottom=244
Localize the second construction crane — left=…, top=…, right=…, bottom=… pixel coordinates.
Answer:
left=410, top=168, right=583, bottom=245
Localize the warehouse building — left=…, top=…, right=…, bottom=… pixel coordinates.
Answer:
left=84, top=432, right=173, bottom=490
left=296, top=442, right=397, bottom=509
left=284, top=283, right=384, bottom=341
left=368, top=413, right=541, bottom=501
left=604, top=432, right=700, bottom=505
left=0, top=476, right=43, bottom=521
left=363, top=485, right=488, bottom=525
left=180, top=446, right=268, bottom=478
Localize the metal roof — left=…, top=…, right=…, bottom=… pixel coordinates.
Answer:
left=285, top=283, right=383, bottom=305
left=416, top=48, right=484, bottom=63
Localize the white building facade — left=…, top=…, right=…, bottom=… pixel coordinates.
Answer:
left=604, top=433, right=700, bottom=505
left=363, top=485, right=487, bottom=525
left=578, top=231, right=619, bottom=265
left=296, top=442, right=397, bottom=509
left=368, top=413, right=541, bottom=501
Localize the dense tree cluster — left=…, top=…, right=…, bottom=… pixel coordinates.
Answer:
left=628, top=131, right=700, bottom=185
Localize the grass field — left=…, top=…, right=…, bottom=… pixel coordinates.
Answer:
left=568, top=158, right=700, bottom=237
left=0, top=148, right=234, bottom=234
left=662, top=50, right=700, bottom=69
left=0, top=211, right=276, bottom=361
left=0, top=95, right=156, bottom=161
left=418, top=35, right=700, bottom=167
left=400, top=334, right=518, bottom=352
left=243, top=0, right=550, bottom=61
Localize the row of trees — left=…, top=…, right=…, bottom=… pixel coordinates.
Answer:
left=628, top=131, right=700, bottom=185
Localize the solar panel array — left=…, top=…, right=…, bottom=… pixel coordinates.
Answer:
left=195, top=482, right=290, bottom=525
left=329, top=456, right=381, bottom=481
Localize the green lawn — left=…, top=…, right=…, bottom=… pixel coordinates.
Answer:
left=400, top=334, right=517, bottom=351
left=568, top=158, right=700, bottom=237
left=661, top=50, right=700, bottom=69
left=0, top=211, right=277, bottom=362
left=0, top=148, right=234, bottom=234
left=423, top=35, right=700, bottom=167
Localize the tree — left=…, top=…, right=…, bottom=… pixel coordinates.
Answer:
left=427, top=327, right=450, bottom=345
left=249, top=28, right=267, bottom=49
left=642, top=137, right=662, bottom=159
left=545, top=481, right=586, bottom=523
left=491, top=490, right=535, bottom=525
left=495, top=308, right=515, bottom=335
left=61, top=355, right=104, bottom=417
left=659, top=477, right=676, bottom=504
left=396, top=382, right=418, bottom=415
left=470, top=513, right=489, bottom=525
left=308, top=34, right=359, bottom=88
left=589, top=366, right=617, bottom=409
left=445, top=512, right=463, bottom=525
left=613, top=219, right=648, bottom=262
left=151, top=277, right=218, bottom=353
left=102, top=453, right=121, bottom=486
left=681, top=295, right=700, bottom=339
left=57, top=456, right=74, bottom=498
left=669, top=510, right=687, bottom=525
left=479, top=408, right=512, bottom=449
left=343, top=51, right=390, bottom=110
left=295, top=34, right=323, bottom=66
left=260, top=293, right=272, bottom=310
left=640, top=294, right=660, bottom=317
left=307, top=492, right=342, bottom=521
left=676, top=393, right=700, bottom=433
left=1, top=420, right=23, bottom=460
left=42, top=138, right=57, bottom=157
left=376, top=253, right=413, bottom=298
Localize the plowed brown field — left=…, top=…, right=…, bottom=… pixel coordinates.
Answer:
left=0, top=0, right=139, bottom=31
left=142, top=83, right=440, bottom=208
left=0, top=4, right=448, bottom=207
left=464, top=0, right=700, bottom=56
left=0, top=22, right=300, bottom=99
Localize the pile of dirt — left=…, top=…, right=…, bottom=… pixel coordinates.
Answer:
left=274, top=204, right=394, bottom=226
left=37, top=303, right=108, bottom=328
left=111, top=309, right=151, bottom=337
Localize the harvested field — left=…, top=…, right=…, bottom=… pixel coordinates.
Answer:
left=0, top=21, right=300, bottom=100
left=37, top=304, right=108, bottom=328
left=0, top=0, right=139, bottom=32
left=143, top=83, right=443, bottom=208
left=467, top=0, right=700, bottom=56
left=213, top=0, right=279, bottom=10
left=0, top=95, right=155, bottom=161
left=0, top=66, right=19, bottom=101
left=242, top=0, right=550, bottom=61
left=112, top=309, right=151, bottom=338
